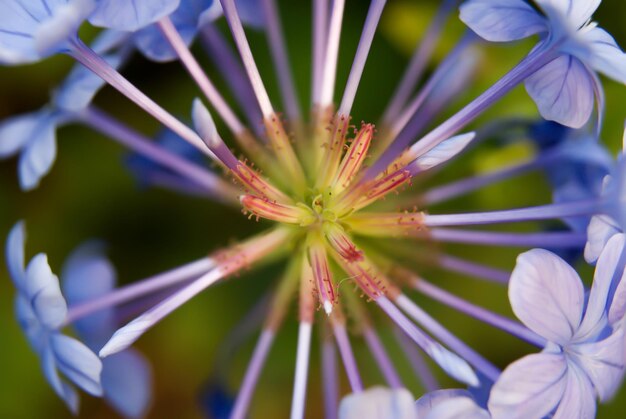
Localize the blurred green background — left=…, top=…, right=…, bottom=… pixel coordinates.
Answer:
left=1, top=0, right=626, bottom=418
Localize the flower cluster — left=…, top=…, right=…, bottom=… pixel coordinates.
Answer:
left=1, top=0, right=626, bottom=418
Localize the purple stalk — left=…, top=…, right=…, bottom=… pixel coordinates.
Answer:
left=64, top=258, right=215, bottom=325
left=366, top=41, right=560, bottom=180
left=424, top=200, right=602, bottom=227
left=363, top=327, right=402, bottom=388
left=319, top=0, right=345, bottom=107
left=321, top=336, right=339, bottom=419
left=262, top=0, right=302, bottom=123
left=392, top=326, right=439, bottom=391
left=438, top=255, right=510, bottom=284
left=431, top=228, right=587, bottom=248
left=68, top=39, right=214, bottom=159
left=312, top=0, right=329, bottom=106
left=231, top=329, right=275, bottom=419
left=381, top=0, right=458, bottom=124
left=332, top=323, right=364, bottom=392
left=157, top=17, right=246, bottom=137
left=337, top=0, right=387, bottom=116
left=200, top=24, right=265, bottom=138
left=290, top=321, right=312, bottom=419
left=394, top=294, right=501, bottom=382
left=412, top=279, right=545, bottom=346
left=80, top=106, right=238, bottom=205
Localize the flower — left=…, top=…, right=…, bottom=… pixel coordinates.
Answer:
left=416, top=389, right=490, bottom=419
left=488, top=234, right=626, bottom=418
left=460, top=0, right=626, bottom=128
left=1, top=0, right=626, bottom=417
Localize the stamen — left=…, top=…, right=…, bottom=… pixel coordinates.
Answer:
left=363, top=326, right=403, bottom=388
left=337, top=0, right=387, bottom=116
left=431, top=228, right=587, bottom=248
left=438, top=254, right=510, bottom=284
left=393, top=293, right=500, bottom=382
left=333, top=123, right=374, bottom=192
left=337, top=167, right=412, bottom=214
left=323, top=223, right=364, bottom=263
left=308, top=241, right=337, bottom=315
left=291, top=321, right=312, bottom=419
left=157, top=17, right=246, bottom=137
left=392, top=326, right=439, bottom=391
left=319, top=0, right=345, bottom=108
left=331, top=316, right=364, bottom=392
left=315, top=113, right=350, bottom=189
left=99, top=229, right=290, bottom=357
left=240, top=195, right=314, bottom=225
left=346, top=211, right=426, bottom=237
left=312, top=0, right=329, bottom=106
left=263, top=114, right=307, bottom=192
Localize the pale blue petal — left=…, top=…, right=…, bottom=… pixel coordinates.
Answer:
left=15, top=295, right=46, bottom=352
left=577, top=234, right=625, bottom=339
left=134, top=0, right=214, bottom=62
left=61, top=241, right=117, bottom=349
left=338, top=387, right=416, bottom=419
left=525, top=55, right=594, bottom=129
left=51, top=333, right=103, bottom=396
left=17, top=113, right=58, bottom=191
left=607, top=256, right=626, bottom=325
left=233, top=0, right=264, bottom=29
left=412, top=133, right=475, bottom=171
left=509, top=249, right=585, bottom=345
left=24, top=253, right=68, bottom=330
left=0, top=112, right=42, bottom=159
left=53, top=53, right=124, bottom=112
left=585, top=215, right=620, bottom=264
left=34, top=0, right=97, bottom=57
left=42, top=344, right=80, bottom=415
left=551, top=361, right=596, bottom=419
left=102, top=350, right=152, bottom=418
left=536, top=0, right=601, bottom=29
left=5, top=221, right=26, bottom=290
left=459, top=0, right=547, bottom=42
left=416, top=389, right=490, bottom=419
left=570, top=327, right=625, bottom=401
left=579, top=27, right=626, bottom=85
left=89, top=0, right=181, bottom=32
left=488, top=353, right=567, bottom=419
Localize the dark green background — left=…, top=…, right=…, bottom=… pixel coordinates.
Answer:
left=1, top=1, right=625, bottom=417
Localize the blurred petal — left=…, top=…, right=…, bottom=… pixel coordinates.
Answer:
left=459, top=0, right=547, bottom=42
left=51, top=333, right=103, bottom=396
left=488, top=353, right=567, bottom=419
left=416, top=389, right=490, bottom=419
left=34, top=0, right=97, bottom=57
left=15, top=295, right=46, bottom=352
left=24, top=254, right=68, bottom=330
left=339, top=387, right=416, bottom=419
left=608, top=264, right=626, bottom=325
left=0, top=112, right=41, bottom=158
left=42, top=344, right=80, bottom=415
left=551, top=362, right=596, bottom=419
left=102, top=350, right=152, bottom=418
left=17, top=113, right=58, bottom=191
left=5, top=221, right=26, bottom=289
left=89, top=0, right=181, bottom=32
left=570, top=328, right=625, bottom=401
left=525, top=55, right=594, bottom=129
left=62, top=241, right=117, bottom=349
left=509, top=249, right=584, bottom=345
left=585, top=216, right=620, bottom=264
left=413, top=133, right=475, bottom=171
left=577, top=234, right=625, bottom=338
left=536, top=0, right=601, bottom=30
left=578, top=27, right=626, bottom=84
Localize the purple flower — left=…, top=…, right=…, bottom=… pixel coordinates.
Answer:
left=5, top=222, right=103, bottom=414
left=460, top=0, right=626, bottom=128
left=488, top=234, right=626, bottom=418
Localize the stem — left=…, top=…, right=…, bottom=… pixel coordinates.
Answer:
left=430, top=228, right=587, bottom=248
left=321, top=335, right=339, bottom=419
left=290, top=321, right=312, bottom=419
left=363, top=327, right=402, bottom=388
left=439, top=255, right=510, bottom=284
left=392, top=326, right=439, bottom=391
left=312, top=0, right=329, bottom=106
left=332, top=323, right=364, bottom=392
left=319, top=0, right=345, bottom=107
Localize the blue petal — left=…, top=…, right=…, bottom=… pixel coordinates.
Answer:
left=16, top=111, right=59, bottom=191
left=576, top=234, right=625, bottom=339
left=536, top=0, right=601, bottom=30
left=509, top=249, right=584, bottom=345
left=199, top=381, right=235, bottom=419
left=102, top=350, right=152, bottom=418
left=584, top=215, right=620, bottom=264
left=459, top=0, right=547, bottom=42
left=579, top=27, right=626, bottom=85
left=53, top=52, right=125, bottom=112
left=488, top=353, right=567, bottom=419
left=42, top=344, right=80, bottom=414
left=51, top=333, right=103, bottom=396
left=5, top=221, right=26, bottom=290
left=89, top=0, right=181, bottom=32
left=551, top=361, right=596, bottom=419
left=412, top=132, right=475, bottom=171
left=134, top=0, right=215, bottom=62
left=338, top=387, right=416, bottom=419
left=61, top=241, right=117, bottom=349
left=0, top=112, right=42, bottom=159
left=34, top=0, right=97, bottom=57
left=233, top=0, right=264, bottom=29
left=525, top=55, right=594, bottom=129
left=570, top=326, right=625, bottom=401
left=15, top=295, right=47, bottom=352
left=416, top=389, right=490, bottom=419
left=24, top=253, right=68, bottom=330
